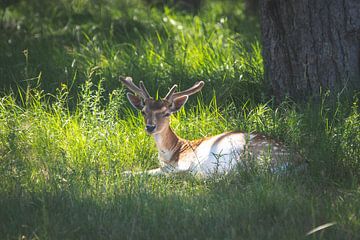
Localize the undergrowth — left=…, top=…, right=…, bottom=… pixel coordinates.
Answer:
left=0, top=78, right=359, bottom=239
left=0, top=0, right=359, bottom=239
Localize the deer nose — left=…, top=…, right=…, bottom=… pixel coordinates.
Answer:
left=146, top=125, right=156, bottom=133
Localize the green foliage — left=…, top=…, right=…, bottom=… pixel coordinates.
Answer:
left=0, top=0, right=360, bottom=239
left=0, top=79, right=359, bottom=239
left=0, top=0, right=263, bottom=103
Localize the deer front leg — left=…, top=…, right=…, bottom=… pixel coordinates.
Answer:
left=122, top=165, right=189, bottom=177
left=145, top=168, right=164, bottom=175
left=122, top=167, right=165, bottom=177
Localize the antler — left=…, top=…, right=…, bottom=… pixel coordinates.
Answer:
left=119, top=76, right=151, bottom=99
left=139, top=81, right=151, bottom=99
left=164, top=84, right=178, bottom=100
left=164, top=81, right=205, bottom=101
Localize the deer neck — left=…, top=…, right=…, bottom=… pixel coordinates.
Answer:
left=153, top=126, right=183, bottom=163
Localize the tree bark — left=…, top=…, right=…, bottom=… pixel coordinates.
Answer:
left=260, top=0, right=360, bottom=101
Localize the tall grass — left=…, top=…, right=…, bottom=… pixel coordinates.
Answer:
left=1, top=0, right=360, bottom=239
left=0, top=77, right=359, bottom=239
left=1, top=0, right=264, bottom=103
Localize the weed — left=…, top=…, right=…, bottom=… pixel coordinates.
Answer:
left=0, top=0, right=359, bottom=239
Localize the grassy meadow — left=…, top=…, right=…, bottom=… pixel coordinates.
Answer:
left=0, top=0, right=360, bottom=239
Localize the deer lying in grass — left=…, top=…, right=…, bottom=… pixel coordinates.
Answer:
left=120, top=77, right=300, bottom=177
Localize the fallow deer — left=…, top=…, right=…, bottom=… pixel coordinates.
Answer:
left=120, top=77, right=300, bottom=177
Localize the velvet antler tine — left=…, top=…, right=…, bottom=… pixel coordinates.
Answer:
left=119, top=76, right=141, bottom=93
left=171, top=81, right=205, bottom=100
left=164, top=84, right=178, bottom=100
left=139, top=81, right=151, bottom=99
left=119, top=76, right=150, bottom=99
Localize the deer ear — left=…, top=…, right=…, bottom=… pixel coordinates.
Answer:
left=170, top=95, right=188, bottom=112
left=126, top=93, right=144, bottom=110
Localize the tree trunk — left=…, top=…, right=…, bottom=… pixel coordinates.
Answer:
left=260, top=0, right=360, bottom=101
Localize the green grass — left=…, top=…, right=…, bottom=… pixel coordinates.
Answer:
left=1, top=0, right=360, bottom=239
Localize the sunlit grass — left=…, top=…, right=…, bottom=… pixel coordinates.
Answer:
left=0, top=78, right=359, bottom=238
left=0, top=0, right=359, bottom=239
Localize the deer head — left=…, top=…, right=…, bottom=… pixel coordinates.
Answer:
left=120, top=76, right=204, bottom=134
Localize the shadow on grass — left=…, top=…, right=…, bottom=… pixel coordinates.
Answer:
left=0, top=0, right=167, bottom=94
left=0, top=173, right=356, bottom=240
